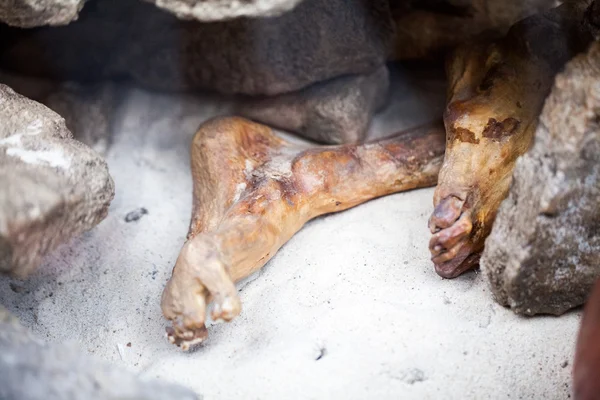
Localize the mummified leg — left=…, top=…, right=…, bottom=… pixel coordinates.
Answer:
left=574, top=279, right=600, bottom=400
left=161, top=116, right=445, bottom=349
left=428, top=3, right=594, bottom=278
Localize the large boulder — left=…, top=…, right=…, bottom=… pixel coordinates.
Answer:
left=0, top=83, right=114, bottom=277
left=144, top=0, right=304, bottom=21
left=0, top=306, right=199, bottom=400
left=0, top=0, right=85, bottom=28
left=0, top=0, right=394, bottom=96
left=480, top=42, right=600, bottom=316
left=0, top=0, right=306, bottom=27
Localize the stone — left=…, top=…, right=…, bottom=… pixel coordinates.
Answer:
left=0, top=0, right=394, bottom=96
left=0, top=0, right=85, bottom=28
left=480, top=42, right=600, bottom=316
left=236, top=66, right=390, bottom=144
left=0, top=72, right=118, bottom=154
left=0, top=306, right=200, bottom=400
left=0, top=83, right=114, bottom=277
left=143, top=0, right=304, bottom=21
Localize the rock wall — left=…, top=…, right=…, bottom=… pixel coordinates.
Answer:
left=0, top=0, right=393, bottom=96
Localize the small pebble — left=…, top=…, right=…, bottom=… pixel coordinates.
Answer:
left=9, top=283, right=25, bottom=293
left=125, top=208, right=148, bottom=222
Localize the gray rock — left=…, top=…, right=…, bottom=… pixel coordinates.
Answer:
left=0, top=306, right=200, bottom=400
left=0, top=83, right=114, bottom=277
left=0, top=72, right=118, bottom=154
left=143, top=0, right=304, bottom=21
left=0, top=0, right=85, bottom=28
left=237, top=66, right=390, bottom=144
left=0, top=0, right=393, bottom=96
left=480, top=42, right=600, bottom=316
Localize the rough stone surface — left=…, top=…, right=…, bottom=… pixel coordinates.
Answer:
left=0, top=83, right=114, bottom=277
left=481, top=42, right=600, bottom=316
left=144, top=0, right=304, bottom=21
left=0, top=306, right=200, bottom=400
left=237, top=66, right=390, bottom=144
left=0, top=71, right=118, bottom=154
left=0, top=0, right=393, bottom=96
left=0, top=0, right=85, bottom=28
left=390, top=0, right=559, bottom=60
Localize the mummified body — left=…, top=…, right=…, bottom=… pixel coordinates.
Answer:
left=161, top=117, right=445, bottom=348
left=162, top=2, right=597, bottom=347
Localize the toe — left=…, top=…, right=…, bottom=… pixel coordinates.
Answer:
left=429, top=213, right=473, bottom=256
left=434, top=251, right=481, bottom=279
left=432, top=239, right=467, bottom=264
left=429, top=195, right=465, bottom=233
left=211, top=295, right=242, bottom=322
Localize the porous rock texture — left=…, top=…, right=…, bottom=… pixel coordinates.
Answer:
left=0, top=83, right=114, bottom=277
left=144, top=0, right=304, bottom=21
left=0, top=306, right=199, bottom=400
left=0, top=0, right=393, bottom=96
left=481, top=42, right=600, bottom=316
left=0, top=0, right=85, bottom=28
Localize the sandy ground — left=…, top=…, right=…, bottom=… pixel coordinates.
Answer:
left=0, top=65, right=581, bottom=399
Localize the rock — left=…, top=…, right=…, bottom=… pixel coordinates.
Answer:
left=0, top=84, right=114, bottom=277
left=0, top=0, right=85, bottom=28
left=390, top=0, right=559, bottom=60
left=236, top=66, right=390, bottom=144
left=0, top=0, right=394, bottom=96
left=143, top=0, right=304, bottom=21
left=0, top=306, right=200, bottom=400
left=0, top=72, right=118, bottom=154
left=480, top=42, right=600, bottom=316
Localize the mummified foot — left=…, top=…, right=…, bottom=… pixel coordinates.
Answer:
left=428, top=3, right=594, bottom=278
left=161, top=116, right=445, bottom=349
left=574, top=279, right=600, bottom=400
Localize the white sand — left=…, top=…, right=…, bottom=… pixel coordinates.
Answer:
left=0, top=66, right=581, bottom=399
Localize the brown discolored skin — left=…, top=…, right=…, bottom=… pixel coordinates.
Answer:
left=161, top=116, right=445, bottom=349
left=428, top=2, right=594, bottom=279
left=574, top=279, right=600, bottom=400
